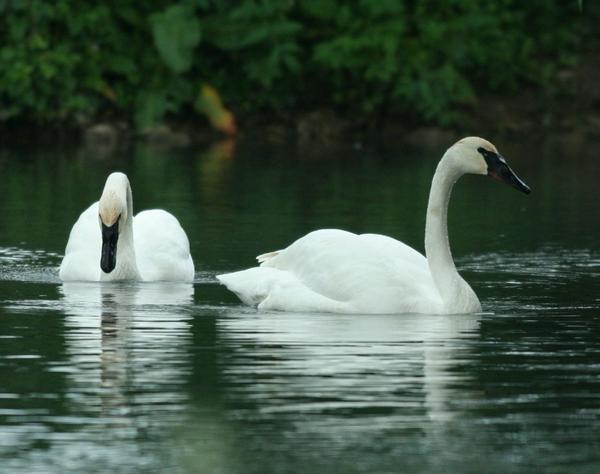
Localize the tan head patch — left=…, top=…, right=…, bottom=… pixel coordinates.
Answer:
left=457, top=136, right=498, bottom=153
left=99, top=191, right=122, bottom=226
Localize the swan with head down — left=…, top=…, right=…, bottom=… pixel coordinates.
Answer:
left=217, top=137, right=531, bottom=314
left=59, top=172, right=194, bottom=282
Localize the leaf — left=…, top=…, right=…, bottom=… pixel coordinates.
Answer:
left=150, top=4, right=201, bottom=73
left=300, top=0, right=338, bottom=20
left=134, top=91, right=169, bottom=130
left=195, top=84, right=237, bottom=135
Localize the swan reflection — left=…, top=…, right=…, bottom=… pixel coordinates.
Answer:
left=59, top=282, right=194, bottom=428
left=216, top=310, right=481, bottom=433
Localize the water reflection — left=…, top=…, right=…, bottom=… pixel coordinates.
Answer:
left=60, top=283, right=194, bottom=409
left=215, top=309, right=481, bottom=467
left=56, top=283, right=194, bottom=469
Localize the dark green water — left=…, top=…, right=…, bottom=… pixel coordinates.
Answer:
left=1, top=137, right=599, bottom=473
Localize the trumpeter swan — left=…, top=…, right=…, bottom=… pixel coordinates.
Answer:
left=59, top=172, right=194, bottom=282
left=217, top=137, right=530, bottom=314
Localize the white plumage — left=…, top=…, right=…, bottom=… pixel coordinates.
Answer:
left=219, top=229, right=442, bottom=314
left=59, top=172, right=194, bottom=282
left=218, top=137, right=530, bottom=314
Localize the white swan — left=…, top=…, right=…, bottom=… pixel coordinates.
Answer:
left=59, top=172, right=194, bottom=282
left=217, top=137, right=530, bottom=314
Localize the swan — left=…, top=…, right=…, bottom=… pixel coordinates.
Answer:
left=59, top=172, right=194, bottom=282
left=217, top=137, right=530, bottom=314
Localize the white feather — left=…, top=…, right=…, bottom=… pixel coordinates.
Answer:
left=59, top=173, right=194, bottom=282
left=218, top=137, right=528, bottom=314
left=218, top=229, right=441, bottom=314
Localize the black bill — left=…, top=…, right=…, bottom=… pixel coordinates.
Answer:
left=478, top=147, right=531, bottom=194
left=101, top=221, right=119, bottom=273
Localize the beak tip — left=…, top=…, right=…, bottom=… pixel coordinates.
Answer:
left=519, top=183, right=531, bottom=195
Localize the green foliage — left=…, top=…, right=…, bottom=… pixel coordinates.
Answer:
left=151, top=4, right=201, bottom=73
left=0, top=0, right=596, bottom=128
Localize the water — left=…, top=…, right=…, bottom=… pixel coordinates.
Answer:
left=1, top=137, right=600, bottom=473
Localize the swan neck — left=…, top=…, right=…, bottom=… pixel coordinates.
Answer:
left=126, top=182, right=134, bottom=221
left=120, top=212, right=135, bottom=254
left=117, top=182, right=138, bottom=277
left=101, top=180, right=140, bottom=281
left=425, top=152, right=463, bottom=306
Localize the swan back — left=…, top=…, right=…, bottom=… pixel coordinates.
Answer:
left=134, top=210, right=195, bottom=282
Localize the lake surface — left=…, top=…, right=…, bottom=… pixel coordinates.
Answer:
left=1, top=136, right=599, bottom=473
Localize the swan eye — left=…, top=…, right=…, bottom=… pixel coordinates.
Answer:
left=477, top=147, right=503, bottom=167
left=477, top=147, right=493, bottom=157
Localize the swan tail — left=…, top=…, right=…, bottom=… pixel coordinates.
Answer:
left=217, top=267, right=351, bottom=313
left=217, top=267, right=286, bottom=307
left=256, top=250, right=281, bottom=264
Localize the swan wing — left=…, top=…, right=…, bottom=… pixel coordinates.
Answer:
left=218, top=229, right=442, bottom=314
left=133, top=210, right=194, bottom=282
left=217, top=267, right=351, bottom=312
left=59, top=202, right=102, bottom=281
left=256, top=250, right=281, bottom=263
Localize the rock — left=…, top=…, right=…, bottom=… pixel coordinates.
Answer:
left=138, top=125, right=191, bottom=147
left=402, top=127, right=455, bottom=149
left=84, top=123, right=119, bottom=148
left=297, top=109, right=345, bottom=145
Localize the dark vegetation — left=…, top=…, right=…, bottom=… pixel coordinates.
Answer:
left=0, top=0, right=597, bottom=137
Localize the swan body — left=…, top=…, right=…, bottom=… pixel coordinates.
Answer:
left=220, top=229, right=444, bottom=314
left=59, top=172, right=194, bottom=282
left=218, top=137, right=530, bottom=314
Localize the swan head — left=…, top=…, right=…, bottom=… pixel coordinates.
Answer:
left=98, top=172, right=131, bottom=273
left=451, top=137, right=531, bottom=194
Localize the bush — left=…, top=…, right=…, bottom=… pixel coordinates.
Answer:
left=0, top=0, right=595, bottom=128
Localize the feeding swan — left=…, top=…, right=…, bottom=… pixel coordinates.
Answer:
left=59, top=172, right=194, bottom=282
left=217, top=137, right=530, bottom=314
